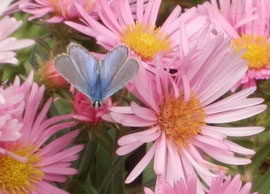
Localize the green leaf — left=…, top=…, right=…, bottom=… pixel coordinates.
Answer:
left=257, top=127, right=270, bottom=142
left=111, top=158, right=125, bottom=194
left=51, top=96, right=73, bottom=116
left=2, top=66, right=15, bottom=81
left=96, top=143, right=112, bottom=189
left=98, top=155, right=129, bottom=194
left=2, top=65, right=24, bottom=81
left=76, top=140, right=97, bottom=183
left=253, top=168, right=270, bottom=193
left=96, top=130, right=114, bottom=154
left=247, top=140, right=270, bottom=174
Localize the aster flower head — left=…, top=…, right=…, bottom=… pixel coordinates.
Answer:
left=19, top=0, right=140, bottom=23
left=0, top=0, right=34, bottom=65
left=20, top=0, right=97, bottom=23
left=66, top=0, right=209, bottom=63
left=196, top=0, right=270, bottom=90
left=73, top=91, right=114, bottom=124
left=107, top=34, right=266, bottom=192
left=37, top=58, right=68, bottom=90
left=144, top=173, right=256, bottom=194
left=0, top=72, right=83, bottom=193
left=0, top=72, right=33, bottom=146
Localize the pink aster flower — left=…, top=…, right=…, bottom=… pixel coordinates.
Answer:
left=0, top=72, right=33, bottom=146
left=196, top=0, right=270, bottom=90
left=106, top=35, right=266, bottom=192
left=65, top=0, right=209, bottom=63
left=144, top=173, right=256, bottom=194
left=0, top=0, right=34, bottom=65
left=20, top=0, right=98, bottom=23
left=0, top=72, right=83, bottom=193
left=19, top=0, right=139, bottom=23
left=73, top=91, right=114, bottom=124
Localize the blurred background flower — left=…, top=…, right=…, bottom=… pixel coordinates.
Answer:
left=20, top=0, right=97, bottom=23
left=0, top=0, right=34, bottom=65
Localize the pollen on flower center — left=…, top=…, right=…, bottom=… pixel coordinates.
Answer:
left=0, top=146, right=44, bottom=193
left=232, top=34, right=270, bottom=70
left=158, top=95, right=205, bottom=146
left=121, top=23, right=171, bottom=60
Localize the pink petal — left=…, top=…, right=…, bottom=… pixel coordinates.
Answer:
left=205, top=105, right=266, bottom=123
left=125, top=141, right=158, bottom=184
left=154, top=132, right=166, bottom=175
left=203, top=125, right=264, bottom=137
left=120, top=114, right=157, bottom=127
left=116, top=141, right=144, bottom=155
left=131, top=102, right=157, bottom=121
left=118, top=126, right=160, bottom=146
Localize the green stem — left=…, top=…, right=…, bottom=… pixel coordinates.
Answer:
left=98, top=155, right=129, bottom=194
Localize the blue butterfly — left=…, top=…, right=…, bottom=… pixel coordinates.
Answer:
left=55, top=43, right=139, bottom=108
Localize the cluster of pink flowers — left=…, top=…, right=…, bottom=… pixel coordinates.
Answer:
left=0, top=72, right=83, bottom=193
left=144, top=172, right=256, bottom=194
left=1, top=0, right=270, bottom=193
left=0, top=1, right=83, bottom=193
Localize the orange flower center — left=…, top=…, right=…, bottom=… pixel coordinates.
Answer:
left=0, top=146, right=43, bottom=194
left=232, top=34, right=270, bottom=70
left=158, top=95, right=205, bottom=146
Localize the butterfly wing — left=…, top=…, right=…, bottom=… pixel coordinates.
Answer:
left=54, top=54, right=91, bottom=98
left=66, top=43, right=102, bottom=101
left=99, top=45, right=129, bottom=93
left=103, top=58, right=139, bottom=99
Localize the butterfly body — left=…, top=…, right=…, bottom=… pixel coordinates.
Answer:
left=55, top=43, right=139, bottom=108
left=92, top=100, right=102, bottom=109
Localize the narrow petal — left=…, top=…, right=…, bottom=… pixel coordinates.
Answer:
left=154, top=131, right=167, bottom=175
left=118, top=126, right=160, bottom=146
left=203, top=125, right=265, bottom=137
left=125, top=141, right=158, bottom=183
left=116, top=141, right=144, bottom=155
left=131, top=102, right=158, bottom=121
left=205, top=105, right=267, bottom=123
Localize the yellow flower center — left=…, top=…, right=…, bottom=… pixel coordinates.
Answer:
left=158, top=95, right=205, bottom=147
left=232, top=34, right=270, bottom=70
left=0, top=146, right=44, bottom=194
left=122, top=23, right=171, bottom=60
